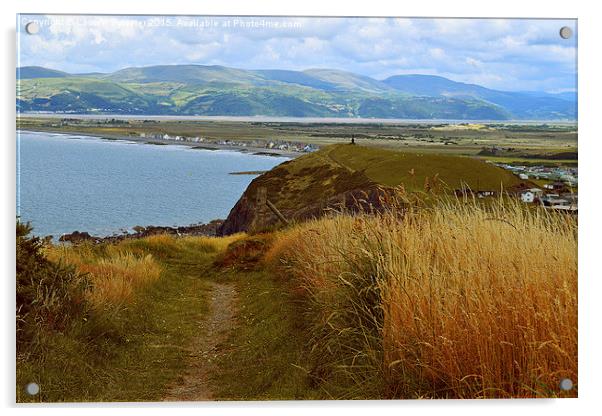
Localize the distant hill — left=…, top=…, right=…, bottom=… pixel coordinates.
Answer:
left=17, top=66, right=69, bottom=79
left=105, top=65, right=264, bottom=85
left=383, top=74, right=577, bottom=120
left=16, top=65, right=576, bottom=120
left=219, top=144, right=526, bottom=234
left=302, top=68, right=391, bottom=93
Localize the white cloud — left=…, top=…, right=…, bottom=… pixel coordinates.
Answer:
left=17, top=15, right=577, bottom=92
left=429, top=48, right=446, bottom=59
left=465, top=57, right=482, bottom=67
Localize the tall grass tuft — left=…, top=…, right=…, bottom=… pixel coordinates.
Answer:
left=46, top=244, right=162, bottom=309
left=265, top=198, right=577, bottom=398
left=45, top=233, right=245, bottom=309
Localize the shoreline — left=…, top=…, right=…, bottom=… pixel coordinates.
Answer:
left=18, top=129, right=302, bottom=159
left=57, top=220, right=225, bottom=244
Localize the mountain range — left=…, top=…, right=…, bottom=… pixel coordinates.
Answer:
left=16, top=65, right=577, bottom=120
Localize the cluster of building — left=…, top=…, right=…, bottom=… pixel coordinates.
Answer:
left=263, top=140, right=319, bottom=153
left=495, top=163, right=578, bottom=187
left=494, top=162, right=578, bottom=213
left=139, top=132, right=319, bottom=153
left=519, top=188, right=577, bottom=212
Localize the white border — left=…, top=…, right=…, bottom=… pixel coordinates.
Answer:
left=2, top=1, right=600, bottom=415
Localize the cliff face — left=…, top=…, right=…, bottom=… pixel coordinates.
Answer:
left=219, top=146, right=391, bottom=235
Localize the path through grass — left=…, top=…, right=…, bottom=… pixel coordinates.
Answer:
left=18, top=237, right=218, bottom=402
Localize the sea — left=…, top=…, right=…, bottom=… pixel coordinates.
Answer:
left=17, top=131, right=289, bottom=238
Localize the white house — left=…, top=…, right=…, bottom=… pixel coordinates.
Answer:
left=519, top=173, right=529, bottom=180
left=303, top=144, right=316, bottom=152
left=521, top=191, right=535, bottom=203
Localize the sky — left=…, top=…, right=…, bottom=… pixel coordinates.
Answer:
left=17, top=15, right=577, bottom=93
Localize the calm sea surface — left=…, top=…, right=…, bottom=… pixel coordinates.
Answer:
left=17, top=131, right=289, bottom=237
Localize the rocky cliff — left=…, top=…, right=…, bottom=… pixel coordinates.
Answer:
left=219, top=146, right=392, bottom=235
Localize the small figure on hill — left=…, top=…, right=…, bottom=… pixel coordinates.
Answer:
left=350, top=136, right=355, bottom=145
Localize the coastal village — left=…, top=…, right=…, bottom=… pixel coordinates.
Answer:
left=139, top=132, right=320, bottom=154
left=493, top=162, right=578, bottom=212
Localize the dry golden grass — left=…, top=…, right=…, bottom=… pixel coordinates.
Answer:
left=47, top=244, right=162, bottom=308
left=117, top=233, right=245, bottom=258
left=178, top=233, right=246, bottom=253
left=45, top=233, right=246, bottom=309
left=265, top=198, right=577, bottom=398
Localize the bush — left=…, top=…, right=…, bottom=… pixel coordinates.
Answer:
left=16, top=221, right=89, bottom=351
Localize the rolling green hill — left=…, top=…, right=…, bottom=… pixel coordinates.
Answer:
left=383, top=74, right=577, bottom=120
left=16, top=64, right=576, bottom=119
left=302, top=68, right=391, bottom=93
left=105, top=65, right=264, bottom=85
left=17, top=66, right=70, bottom=79
left=327, top=144, right=523, bottom=189
left=219, top=144, right=526, bottom=234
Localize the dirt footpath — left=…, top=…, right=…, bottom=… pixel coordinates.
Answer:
left=163, top=282, right=237, bottom=401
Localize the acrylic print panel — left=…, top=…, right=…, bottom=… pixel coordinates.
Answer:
left=16, top=15, right=577, bottom=401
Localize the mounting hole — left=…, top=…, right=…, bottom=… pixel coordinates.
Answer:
left=559, top=378, right=573, bottom=391
left=25, top=382, right=40, bottom=396
left=559, top=26, right=573, bottom=40
left=25, top=21, right=40, bottom=35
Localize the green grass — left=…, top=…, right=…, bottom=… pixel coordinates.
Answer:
left=17, top=232, right=325, bottom=402
left=17, top=237, right=216, bottom=402
left=210, top=268, right=320, bottom=400
left=326, top=144, right=524, bottom=191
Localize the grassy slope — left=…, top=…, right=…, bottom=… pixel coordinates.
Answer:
left=17, top=233, right=321, bottom=402
left=325, top=144, right=524, bottom=191
left=268, top=144, right=522, bottom=206
left=17, top=237, right=217, bottom=402
left=18, top=199, right=577, bottom=401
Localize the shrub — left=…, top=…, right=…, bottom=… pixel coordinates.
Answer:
left=16, top=221, right=89, bottom=351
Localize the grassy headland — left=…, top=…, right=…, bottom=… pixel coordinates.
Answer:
left=219, top=143, right=530, bottom=235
